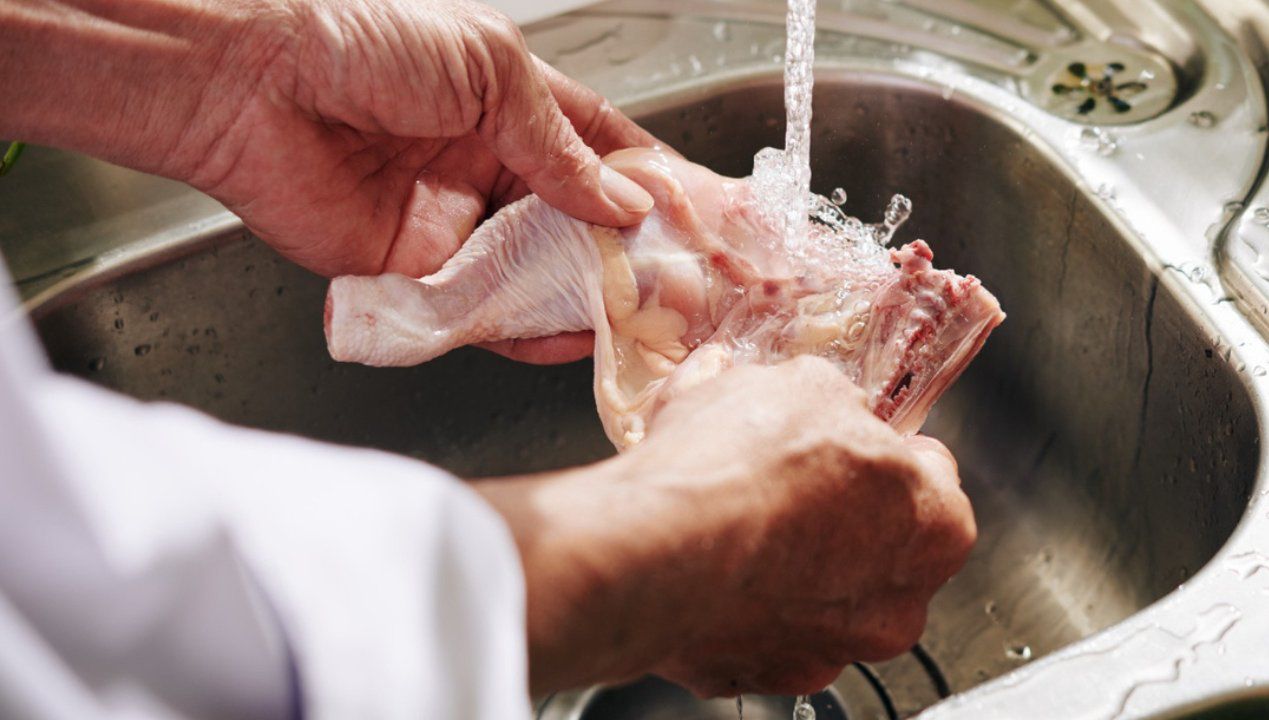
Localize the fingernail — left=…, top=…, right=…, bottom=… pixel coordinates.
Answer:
left=601, top=166, right=654, bottom=214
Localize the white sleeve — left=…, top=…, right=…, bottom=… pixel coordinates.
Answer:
left=0, top=313, right=529, bottom=719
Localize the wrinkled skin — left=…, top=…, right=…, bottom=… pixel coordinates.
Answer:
left=186, top=0, right=661, bottom=281
left=478, top=356, right=977, bottom=695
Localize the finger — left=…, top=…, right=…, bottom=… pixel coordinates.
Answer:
left=478, top=35, right=654, bottom=226
left=387, top=173, right=487, bottom=277
left=380, top=134, right=504, bottom=276
left=533, top=56, right=670, bottom=156
left=478, top=331, right=595, bottom=365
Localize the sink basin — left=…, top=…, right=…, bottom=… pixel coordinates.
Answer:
left=28, top=70, right=1262, bottom=717
left=12, top=1, right=1269, bottom=718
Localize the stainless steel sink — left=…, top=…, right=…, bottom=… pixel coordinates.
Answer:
left=10, top=1, right=1269, bottom=719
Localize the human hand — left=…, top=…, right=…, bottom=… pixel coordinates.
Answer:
left=641, top=356, right=975, bottom=696
left=195, top=0, right=666, bottom=362
left=476, top=356, right=976, bottom=695
left=183, top=0, right=657, bottom=273
left=1, top=0, right=658, bottom=363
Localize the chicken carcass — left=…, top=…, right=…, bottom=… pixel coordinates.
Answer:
left=325, top=148, right=1005, bottom=449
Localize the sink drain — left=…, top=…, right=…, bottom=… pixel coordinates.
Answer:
left=1020, top=40, right=1176, bottom=125
left=561, top=677, right=847, bottom=720
left=537, top=645, right=952, bottom=720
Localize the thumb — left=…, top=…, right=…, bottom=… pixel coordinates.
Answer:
left=477, top=45, right=653, bottom=226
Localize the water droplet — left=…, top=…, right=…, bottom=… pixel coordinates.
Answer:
left=1078, top=127, right=1118, bottom=157
left=1179, top=262, right=1208, bottom=284
left=1256, top=366, right=1268, bottom=377
left=736, top=695, right=743, bottom=720
left=134, top=344, right=152, bottom=357
left=713, top=22, right=730, bottom=42
left=1189, top=111, right=1218, bottom=128
left=884, top=194, right=913, bottom=229
left=113, top=318, right=124, bottom=330
left=1254, top=207, right=1269, bottom=225
left=793, top=697, right=816, bottom=720
left=1005, top=643, right=1033, bottom=661
left=830, top=188, right=847, bottom=206
left=1225, top=200, right=1246, bottom=215
left=88, top=357, right=105, bottom=372
left=1096, top=183, right=1117, bottom=201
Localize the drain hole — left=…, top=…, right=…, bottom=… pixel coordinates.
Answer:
left=575, top=677, right=848, bottom=720
left=1050, top=61, right=1149, bottom=116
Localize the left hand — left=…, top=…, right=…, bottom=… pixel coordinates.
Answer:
left=186, top=0, right=660, bottom=272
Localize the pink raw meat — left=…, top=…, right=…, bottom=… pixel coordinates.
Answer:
left=325, top=148, right=1005, bottom=449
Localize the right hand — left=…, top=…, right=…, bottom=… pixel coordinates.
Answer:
left=477, top=356, right=975, bottom=695
left=638, top=356, right=975, bottom=696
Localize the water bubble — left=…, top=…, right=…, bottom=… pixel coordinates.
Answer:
left=793, top=697, right=816, bottom=720
left=1225, top=200, right=1246, bottom=215
left=1078, top=127, right=1118, bottom=157
left=134, top=344, right=152, bottom=357
left=884, top=194, right=913, bottom=229
left=1140, top=69, right=1156, bottom=80
left=1005, top=643, right=1033, bottom=661
left=830, top=188, right=848, bottom=206
left=1254, top=207, right=1269, bottom=225
left=1189, top=111, right=1218, bottom=128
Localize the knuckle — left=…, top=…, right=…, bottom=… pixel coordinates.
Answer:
left=475, top=8, right=525, bottom=50
left=859, top=604, right=927, bottom=660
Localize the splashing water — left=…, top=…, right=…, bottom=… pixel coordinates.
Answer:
left=755, top=2, right=916, bottom=716
left=750, top=0, right=914, bottom=274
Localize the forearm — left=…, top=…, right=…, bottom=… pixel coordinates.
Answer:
left=0, top=0, right=285, bottom=178
left=474, top=457, right=745, bottom=694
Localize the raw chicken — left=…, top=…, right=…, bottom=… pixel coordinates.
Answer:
left=325, top=148, right=1004, bottom=449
